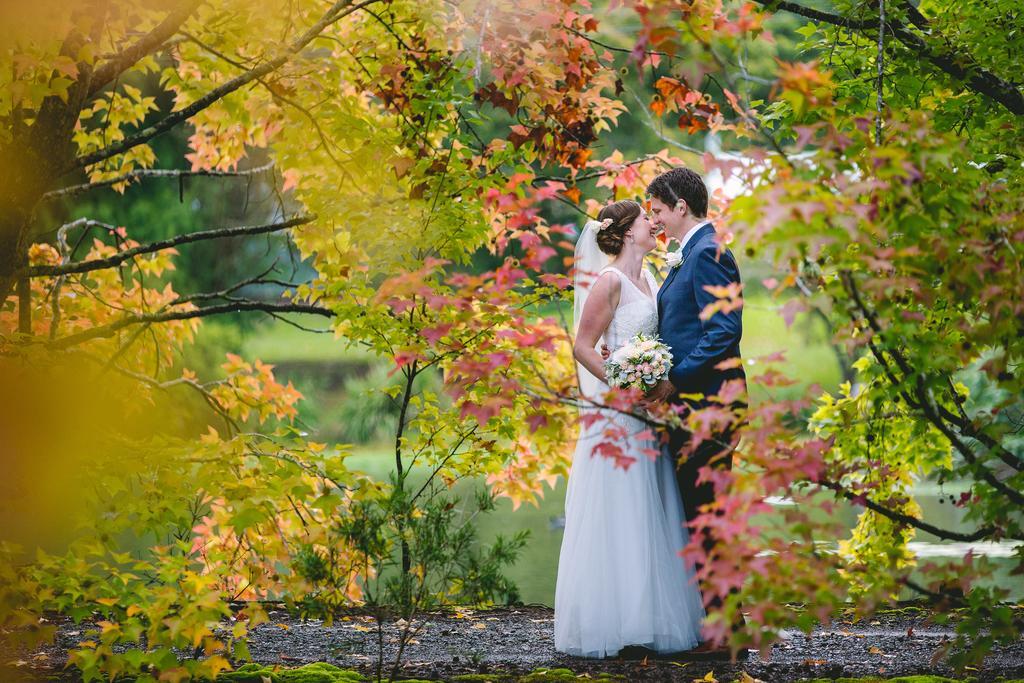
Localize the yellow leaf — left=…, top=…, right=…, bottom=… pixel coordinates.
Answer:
left=158, top=667, right=190, bottom=683
left=200, top=655, right=232, bottom=677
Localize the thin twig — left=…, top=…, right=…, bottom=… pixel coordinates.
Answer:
left=40, top=162, right=276, bottom=203
left=45, top=299, right=334, bottom=350
left=26, top=214, right=316, bottom=278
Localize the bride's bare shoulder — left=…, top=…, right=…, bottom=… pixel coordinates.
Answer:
left=590, top=270, right=622, bottom=307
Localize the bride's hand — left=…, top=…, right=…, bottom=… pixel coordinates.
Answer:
left=599, top=343, right=610, bottom=360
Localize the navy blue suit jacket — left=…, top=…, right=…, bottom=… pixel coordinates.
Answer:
left=657, top=223, right=746, bottom=408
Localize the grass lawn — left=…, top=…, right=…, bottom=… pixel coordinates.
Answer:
left=240, top=293, right=843, bottom=430
left=524, top=293, right=843, bottom=402
left=739, top=294, right=843, bottom=402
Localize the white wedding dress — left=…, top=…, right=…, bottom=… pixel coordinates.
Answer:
left=554, top=265, right=705, bottom=658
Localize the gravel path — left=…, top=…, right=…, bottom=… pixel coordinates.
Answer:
left=6, top=605, right=1024, bottom=681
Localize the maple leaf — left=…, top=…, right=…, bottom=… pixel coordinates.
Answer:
left=778, top=298, right=807, bottom=327
left=650, top=94, right=667, bottom=117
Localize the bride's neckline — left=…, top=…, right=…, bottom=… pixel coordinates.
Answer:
left=604, top=265, right=654, bottom=301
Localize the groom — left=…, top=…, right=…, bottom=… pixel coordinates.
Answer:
left=644, top=167, right=747, bottom=656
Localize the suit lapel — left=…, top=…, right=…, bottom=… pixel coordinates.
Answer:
left=682, top=223, right=714, bottom=261
left=657, top=264, right=679, bottom=317
left=658, top=223, right=714, bottom=317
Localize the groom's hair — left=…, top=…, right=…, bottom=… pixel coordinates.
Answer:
left=647, top=168, right=708, bottom=218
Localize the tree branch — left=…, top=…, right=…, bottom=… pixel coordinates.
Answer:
left=934, top=397, right=1024, bottom=473
left=875, top=0, right=886, bottom=144
left=753, top=0, right=873, bottom=30
left=87, top=0, right=205, bottom=98
left=47, top=300, right=334, bottom=350
left=533, top=153, right=676, bottom=185
left=753, top=0, right=1024, bottom=116
left=565, top=26, right=671, bottom=58
left=179, top=31, right=358, bottom=182
left=63, top=0, right=384, bottom=174
left=39, top=161, right=276, bottom=202
left=819, top=480, right=999, bottom=543
left=886, top=12, right=1024, bottom=115
left=25, top=214, right=315, bottom=278
left=840, top=271, right=1024, bottom=507
left=76, top=347, right=242, bottom=433
left=170, top=260, right=310, bottom=306
left=902, top=575, right=968, bottom=606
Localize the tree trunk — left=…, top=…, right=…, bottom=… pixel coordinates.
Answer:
left=0, top=143, right=49, bottom=316
left=1, top=10, right=98, bottom=314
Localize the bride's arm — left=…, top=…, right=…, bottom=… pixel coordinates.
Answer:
left=573, top=272, right=620, bottom=382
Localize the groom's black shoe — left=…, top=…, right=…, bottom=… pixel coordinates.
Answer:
left=615, top=645, right=658, bottom=660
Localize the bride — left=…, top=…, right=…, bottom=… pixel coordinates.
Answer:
left=554, top=199, right=705, bottom=658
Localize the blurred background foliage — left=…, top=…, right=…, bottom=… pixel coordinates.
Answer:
left=21, top=5, right=827, bottom=450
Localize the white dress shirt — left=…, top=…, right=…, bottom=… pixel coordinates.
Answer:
left=678, top=219, right=712, bottom=253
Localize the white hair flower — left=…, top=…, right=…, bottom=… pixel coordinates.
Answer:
left=596, top=218, right=614, bottom=232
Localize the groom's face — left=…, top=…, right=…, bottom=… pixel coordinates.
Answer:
left=648, top=196, right=685, bottom=237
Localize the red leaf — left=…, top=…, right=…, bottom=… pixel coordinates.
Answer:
left=420, top=323, right=453, bottom=345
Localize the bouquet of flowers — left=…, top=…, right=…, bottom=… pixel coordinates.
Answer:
left=603, top=333, right=672, bottom=393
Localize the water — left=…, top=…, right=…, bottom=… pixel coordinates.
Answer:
left=348, top=452, right=1023, bottom=606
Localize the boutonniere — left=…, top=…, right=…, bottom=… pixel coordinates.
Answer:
left=665, top=250, right=683, bottom=269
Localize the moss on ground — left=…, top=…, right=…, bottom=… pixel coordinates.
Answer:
left=214, top=664, right=629, bottom=682
left=216, top=662, right=364, bottom=682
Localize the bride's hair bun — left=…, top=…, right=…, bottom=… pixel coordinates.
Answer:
left=595, top=200, right=642, bottom=255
